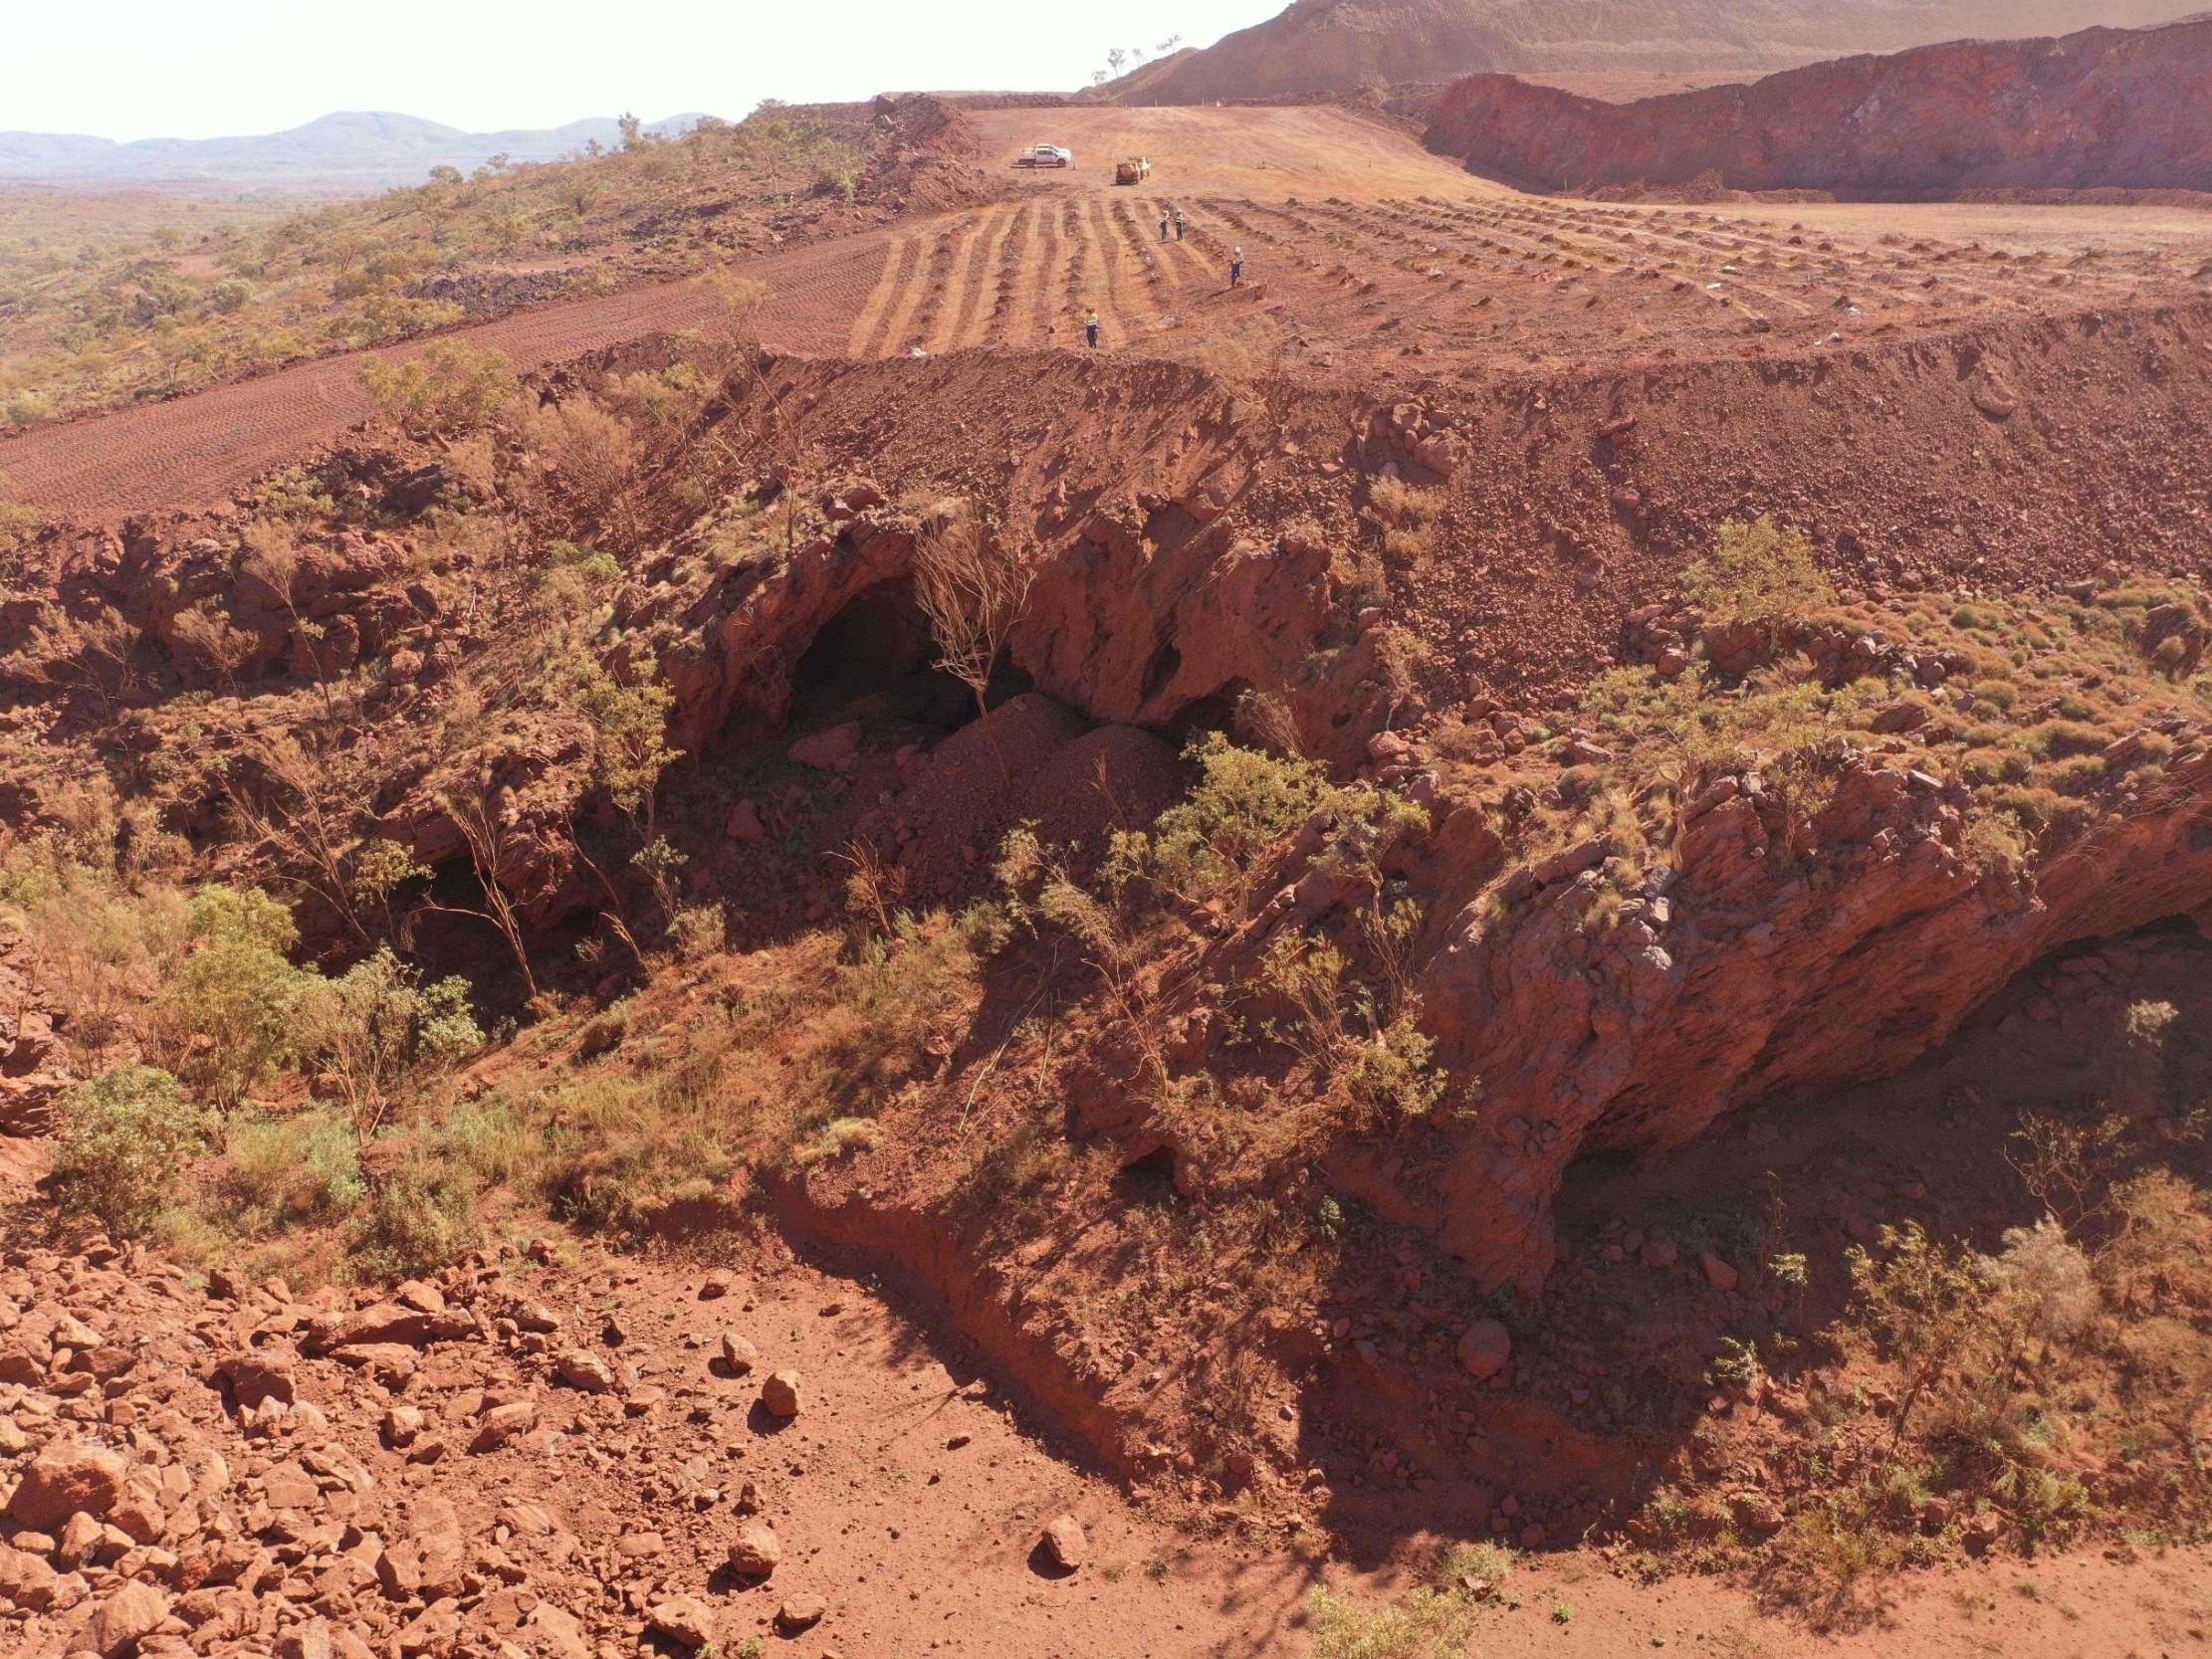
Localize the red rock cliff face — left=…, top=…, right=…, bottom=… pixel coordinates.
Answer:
left=1108, top=0, right=2194, bottom=104
left=1423, top=744, right=2212, bottom=1287
left=1426, top=19, right=2212, bottom=196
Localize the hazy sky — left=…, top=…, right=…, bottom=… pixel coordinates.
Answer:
left=10, top=0, right=1277, bottom=141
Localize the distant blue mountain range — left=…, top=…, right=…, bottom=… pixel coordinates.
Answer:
left=0, top=110, right=719, bottom=188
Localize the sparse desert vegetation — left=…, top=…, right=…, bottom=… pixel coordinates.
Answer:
left=0, top=105, right=885, bottom=429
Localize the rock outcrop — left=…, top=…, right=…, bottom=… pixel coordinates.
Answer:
left=1427, top=19, right=2212, bottom=197
left=1068, top=583, right=2212, bottom=1289
left=1424, top=736, right=2212, bottom=1283
left=1096, top=0, right=2191, bottom=106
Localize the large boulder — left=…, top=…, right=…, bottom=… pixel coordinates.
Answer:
left=84, top=1579, right=167, bottom=1656
left=6, top=1442, right=129, bottom=1531
left=1455, top=1319, right=1512, bottom=1382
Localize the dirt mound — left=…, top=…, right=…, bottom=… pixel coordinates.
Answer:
left=860, top=93, right=999, bottom=215
left=1101, top=0, right=2198, bottom=105
left=1428, top=18, right=2212, bottom=197
left=881, top=695, right=1185, bottom=901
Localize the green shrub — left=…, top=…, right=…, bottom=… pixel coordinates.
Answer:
left=2040, top=753, right=2107, bottom=795
left=2022, top=720, right=2105, bottom=761
left=792, top=1115, right=885, bottom=1166
left=1680, top=516, right=1833, bottom=625
left=1582, top=663, right=1828, bottom=767
left=1118, top=731, right=1328, bottom=909
left=360, top=340, right=516, bottom=436
left=221, top=1106, right=365, bottom=1226
left=50, top=1066, right=211, bottom=1236
left=351, top=1154, right=480, bottom=1277
left=436, top=1095, right=549, bottom=1191
left=1349, top=1014, right=1447, bottom=1122
left=548, top=538, right=621, bottom=584
left=1431, top=1540, right=1515, bottom=1589
left=297, top=946, right=482, bottom=1130
left=157, top=885, right=314, bottom=1107
left=1306, top=1585, right=1473, bottom=1659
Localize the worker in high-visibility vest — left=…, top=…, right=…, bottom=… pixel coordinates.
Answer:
left=1085, top=310, right=1101, bottom=349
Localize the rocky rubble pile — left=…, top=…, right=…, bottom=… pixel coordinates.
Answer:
left=0, top=928, right=70, bottom=1139
left=0, top=1241, right=846, bottom=1657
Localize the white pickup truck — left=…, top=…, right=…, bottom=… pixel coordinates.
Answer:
left=1015, top=143, right=1073, bottom=168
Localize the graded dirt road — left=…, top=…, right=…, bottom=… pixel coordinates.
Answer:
left=3, top=103, right=2208, bottom=521
left=0, top=233, right=889, bottom=520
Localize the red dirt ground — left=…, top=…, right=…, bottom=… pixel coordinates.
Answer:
left=5, top=104, right=2207, bottom=522
left=2, top=1134, right=2203, bottom=1659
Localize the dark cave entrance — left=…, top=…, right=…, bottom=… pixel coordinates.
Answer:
left=787, top=578, right=1029, bottom=732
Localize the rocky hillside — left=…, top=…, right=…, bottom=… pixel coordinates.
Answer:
left=1099, top=0, right=2197, bottom=104
left=0, top=112, right=716, bottom=189
left=1427, top=17, right=2212, bottom=197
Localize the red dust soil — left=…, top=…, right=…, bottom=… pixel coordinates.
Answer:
left=3, top=1122, right=2204, bottom=1658
left=7, top=104, right=2208, bottom=523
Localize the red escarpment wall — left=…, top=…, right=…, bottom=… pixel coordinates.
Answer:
left=1097, top=0, right=2198, bottom=107
left=1427, top=19, right=2212, bottom=198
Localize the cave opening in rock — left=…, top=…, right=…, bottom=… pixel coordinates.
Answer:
left=1113, top=1142, right=1180, bottom=1206
left=787, top=578, right=1030, bottom=733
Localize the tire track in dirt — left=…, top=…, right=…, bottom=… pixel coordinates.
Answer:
left=1143, top=199, right=1223, bottom=308
left=848, top=229, right=921, bottom=358
left=934, top=206, right=1014, bottom=354
left=1083, top=199, right=1138, bottom=349
left=895, top=223, right=962, bottom=356
left=869, top=223, right=948, bottom=358
left=1055, top=200, right=1095, bottom=349
left=1102, top=196, right=1172, bottom=332
left=982, top=200, right=1034, bottom=346
left=1024, top=201, right=1067, bottom=349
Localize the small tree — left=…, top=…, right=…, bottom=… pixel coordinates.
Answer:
left=6, top=602, right=142, bottom=712
left=700, top=277, right=814, bottom=558
left=1679, top=515, right=1833, bottom=625
left=360, top=340, right=517, bottom=438
left=154, top=884, right=313, bottom=1108
left=910, top=502, right=1035, bottom=771
left=423, top=777, right=549, bottom=1002
left=1845, top=1221, right=1987, bottom=1438
left=226, top=733, right=382, bottom=941
left=298, top=946, right=483, bottom=1135
left=169, top=602, right=258, bottom=689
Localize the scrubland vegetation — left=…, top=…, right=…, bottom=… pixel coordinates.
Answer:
left=1615, top=1054, right=2212, bottom=1627
left=0, top=107, right=872, bottom=427
left=5, top=287, right=2211, bottom=1640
